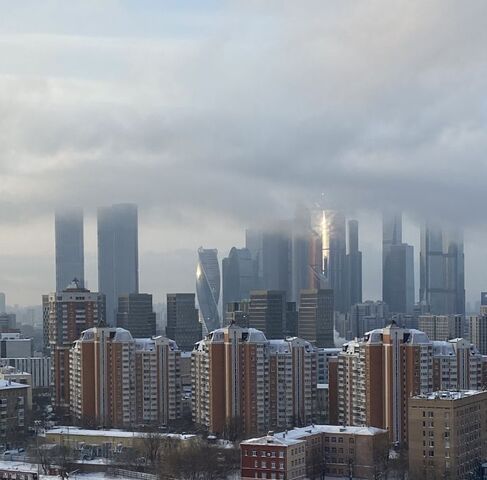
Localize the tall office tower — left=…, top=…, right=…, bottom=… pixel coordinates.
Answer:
left=222, top=248, right=254, bottom=311
left=420, top=222, right=465, bottom=315
left=382, top=213, right=414, bottom=314
left=469, top=314, right=487, bottom=355
left=418, top=314, right=464, bottom=341
left=291, top=206, right=312, bottom=303
left=298, top=289, right=334, bottom=347
left=345, top=220, right=362, bottom=310
left=408, top=390, right=487, bottom=480
left=224, top=301, right=250, bottom=328
left=196, top=247, right=221, bottom=332
left=55, top=207, right=85, bottom=291
left=262, top=225, right=292, bottom=293
left=116, top=293, right=156, bottom=338
left=134, top=336, right=182, bottom=426
left=0, top=293, right=5, bottom=314
left=248, top=290, right=286, bottom=339
left=481, top=292, right=487, bottom=307
left=285, top=301, right=298, bottom=337
left=348, top=301, right=389, bottom=339
left=325, top=212, right=347, bottom=313
left=44, top=280, right=105, bottom=410
left=70, top=326, right=136, bottom=428
left=97, top=203, right=139, bottom=326
left=191, top=324, right=317, bottom=436
left=334, top=323, right=484, bottom=444
left=165, top=293, right=202, bottom=351
left=245, top=229, right=264, bottom=289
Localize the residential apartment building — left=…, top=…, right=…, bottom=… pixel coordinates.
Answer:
left=192, top=324, right=317, bottom=436
left=69, top=326, right=182, bottom=428
left=44, top=280, right=105, bottom=409
left=408, top=390, right=487, bottom=480
left=70, top=326, right=136, bottom=428
left=469, top=314, right=487, bottom=355
left=134, top=336, right=182, bottom=425
left=0, top=380, right=30, bottom=444
left=334, top=323, right=485, bottom=444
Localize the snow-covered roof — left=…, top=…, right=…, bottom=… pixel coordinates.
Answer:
left=45, top=427, right=195, bottom=441
left=0, top=379, right=29, bottom=390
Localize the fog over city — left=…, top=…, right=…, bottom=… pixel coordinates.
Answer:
left=1, top=0, right=487, bottom=306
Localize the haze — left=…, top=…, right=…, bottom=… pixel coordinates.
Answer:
left=1, top=1, right=487, bottom=307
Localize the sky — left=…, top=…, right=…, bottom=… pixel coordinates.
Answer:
left=1, top=0, right=487, bottom=308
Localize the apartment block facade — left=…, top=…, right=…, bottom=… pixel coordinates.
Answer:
left=69, top=326, right=181, bottom=428
left=192, top=325, right=317, bottom=436
left=334, top=323, right=486, bottom=444
left=44, top=281, right=105, bottom=410
left=408, top=390, right=487, bottom=480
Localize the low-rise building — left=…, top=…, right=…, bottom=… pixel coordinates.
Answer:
left=45, top=426, right=195, bottom=453
left=0, top=357, right=51, bottom=390
left=408, top=390, right=487, bottom=480
left=240, top=425, right=388, bottom=480
left=0, top=379, right=30, bottom=445
left=241, top=433, right=306, bottom=480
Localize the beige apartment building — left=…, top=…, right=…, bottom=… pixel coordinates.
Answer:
left=408, top=390, right=487, bottom=480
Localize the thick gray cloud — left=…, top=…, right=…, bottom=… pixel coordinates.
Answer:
left=1, top=0, right=487, bottom=305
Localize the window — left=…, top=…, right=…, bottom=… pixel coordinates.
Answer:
left=262, top=461, right=266, bottom=468
left=338, top=438, right=343, bottom=443
left=279, top=452, right=284, bottom=458
left=331, top=437, right=337, bottom=443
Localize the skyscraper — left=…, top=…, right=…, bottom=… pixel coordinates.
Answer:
left=297, top=289, right=334, bottom=348
left=346, top=219, right=362, bottom=310
left=0, top=293, right=5, bottom=314
left=196, top=247, right=221, bottom=332
left=165, top=293, right=202, bottom=351
left=55, top=207, right=84, bottom=291
left=222, top=247, right=255, bottom=310
left=324, top=211, right=347, bottom=313
left=248, top=290, right=287, bottom=339
left=97, top=203, right=139, bottom=325
left=382, top=212, right=414, bottom=314
left=419, top=222, right=465, bottom=315
left=116, top=293, right=156, bottom=338
left=262, top=225, right=291, bottom=293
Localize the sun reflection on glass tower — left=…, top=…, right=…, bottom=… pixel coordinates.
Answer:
left=196, top=247, right=221, bottom=332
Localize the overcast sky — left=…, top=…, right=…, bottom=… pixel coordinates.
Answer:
left=1, top=1, right=487, bottom=308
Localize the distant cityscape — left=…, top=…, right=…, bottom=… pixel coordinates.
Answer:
left=0, top=202, right=486, bottom=479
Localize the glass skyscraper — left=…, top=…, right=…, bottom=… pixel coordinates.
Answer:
left=97, top=203, right=139, bottom=325
left=55, top=207, right=84, bottom=291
